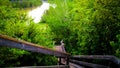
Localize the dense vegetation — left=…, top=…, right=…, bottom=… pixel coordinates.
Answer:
left=0, top=0, right=56, bottom=67
left=42, top=0, right=120, bottom=57
left=0, top=0, right=120, bottom=67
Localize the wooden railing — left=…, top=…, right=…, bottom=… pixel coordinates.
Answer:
left=70, top=55, right=120, bottom=68
left=0, top=34, right=70, bottom=58
left=0, top=34, right=120, bottom=68
left=10, top=65, right=69, bottom=68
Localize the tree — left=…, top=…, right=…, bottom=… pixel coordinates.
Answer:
left=68, top=0, right=120, bottom=56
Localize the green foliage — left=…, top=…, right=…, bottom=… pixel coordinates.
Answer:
left=0, top=0, right=57, bottom=67
left=110, top=34, right=120, bottom=58
left=0, top=0, right=11, bottom=6
left=42, top=0, right=120, bottom=58
left=92, top=0, right=120, bottom=55
left=67, top=0, right=96, bottom=55
left=66, top=0, right=120, bottom=56
left=0, top=0, right=120, bottom=67
left=42, top=0, right=72, bottom=44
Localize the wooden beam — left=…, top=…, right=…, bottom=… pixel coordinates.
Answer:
left=69, top=59, right=109, bottom=68
left=71, top=55, right=120, bottom=65
left=7, top=65, right=69, bottom=68
left=69, top=63, right=84, bottom=68
left=0, top=34, right=70, bottom=57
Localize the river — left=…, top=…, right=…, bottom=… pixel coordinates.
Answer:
left=28, top=0, right=56, bottom=23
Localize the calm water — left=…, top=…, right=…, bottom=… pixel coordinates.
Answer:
left=28, top=1, right=56, bottom=23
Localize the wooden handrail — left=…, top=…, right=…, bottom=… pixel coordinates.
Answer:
left=69, top=59, right=109, bottom=68
left=71, top=55, right=120, bottom=65
left=0, top=34, right=70, bottom=58
left=9, top=65, right=69, bottom=68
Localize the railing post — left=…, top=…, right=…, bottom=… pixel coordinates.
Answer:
left=66, top=58, right=69, bottom=65
left=59, top=57, right=62, bottom=65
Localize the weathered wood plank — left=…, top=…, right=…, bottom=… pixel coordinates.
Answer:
left=69, top=63, right=84, bottom=68
left=54, top=45, right=66, bottom=53
left=7, top=65, right=69, bottom=68
left=71, top=55, right=120, bottom=65
left=0, top=34, right=70, bottom=57
left=69, top=59, right=109, bottom=68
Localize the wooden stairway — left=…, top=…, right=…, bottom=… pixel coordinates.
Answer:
left=0, top=34, right=120, bottom=68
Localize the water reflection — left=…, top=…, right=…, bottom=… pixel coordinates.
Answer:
left=28, top=1, right=56, bottom=23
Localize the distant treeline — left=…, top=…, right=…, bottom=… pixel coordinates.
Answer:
left=9, top=0, right=42, bottom=8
